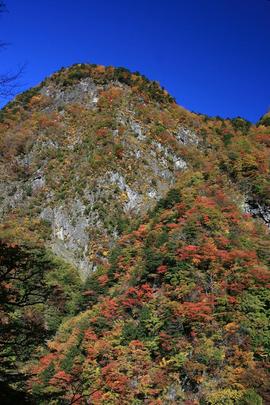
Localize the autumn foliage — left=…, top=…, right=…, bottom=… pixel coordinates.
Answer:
left=0, top=64, right=269, bottom=404
left=28, top=175, right=270, bottom=404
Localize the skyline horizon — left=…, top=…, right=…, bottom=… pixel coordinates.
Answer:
left=0, top=0, right=270, bottom=122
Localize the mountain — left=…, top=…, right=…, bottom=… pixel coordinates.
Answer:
left=0, top=64, right=198, bottom=279
left=30, top=174, right=270, bottom=405
left=0, top=64, right=269, bottom=404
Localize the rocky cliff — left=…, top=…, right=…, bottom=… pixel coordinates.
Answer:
left=0, top=64, right=269, bottom=281
left=0, top=63, right=270, bottom=404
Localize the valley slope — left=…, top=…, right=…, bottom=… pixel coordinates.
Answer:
left=0, top=64, right=269, bottom=404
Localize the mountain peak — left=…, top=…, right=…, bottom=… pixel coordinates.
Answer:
left=0, top=63, right=270, bottom=404
left=3, top=63, right=175, bottom=115
left=50, top=63, right=175, bottom=103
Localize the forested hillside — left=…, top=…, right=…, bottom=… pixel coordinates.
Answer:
left=0, top=64, right=269, bottom=404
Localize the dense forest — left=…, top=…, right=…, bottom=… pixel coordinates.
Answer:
left=0, top=64, right=269, bottom=404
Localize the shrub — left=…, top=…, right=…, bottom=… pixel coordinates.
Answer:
left=155, top=188, right=181, bottom=211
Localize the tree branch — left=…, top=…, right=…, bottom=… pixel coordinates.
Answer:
left=0, top=2, right=24, bottom=98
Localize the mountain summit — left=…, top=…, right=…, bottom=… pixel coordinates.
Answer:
left=0, top=64, right=269, bottom=276
left=0, top=64, right=269, bottom=404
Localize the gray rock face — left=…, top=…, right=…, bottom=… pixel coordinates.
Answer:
left=176, top=127, right=199, bottom=145
left=0, top=172, right=45, bottom=217
left=107, top=171, right=142, bottom=213
left=244, top=199, right=270, bottom=228
left=32, top=171, right=45, bottom=192
left=151, top=141, right=187, bottom=171
left=129, top=119, right=146, bottom=141
left=40, top=78, right=99, bottom=110
left=40, top=200, right=94, bottom=279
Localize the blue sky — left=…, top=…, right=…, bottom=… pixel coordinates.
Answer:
left=0, top=0, right=269, bottom=122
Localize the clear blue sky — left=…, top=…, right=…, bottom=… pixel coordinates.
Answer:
left=0, top=0, right=270, bottom=122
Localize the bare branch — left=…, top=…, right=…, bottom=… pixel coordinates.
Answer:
left=0, top=2, right=24, bottom=99
left=0, top=65, right=25, bottom=98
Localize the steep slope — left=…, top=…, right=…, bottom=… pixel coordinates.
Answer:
left=0, top=64, right=269, bottom=280
left=0, top=64, right=269, bottom=403
left=0, top=64, right=200, bottom=279
left=29, top=173, right=270, bottom=404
